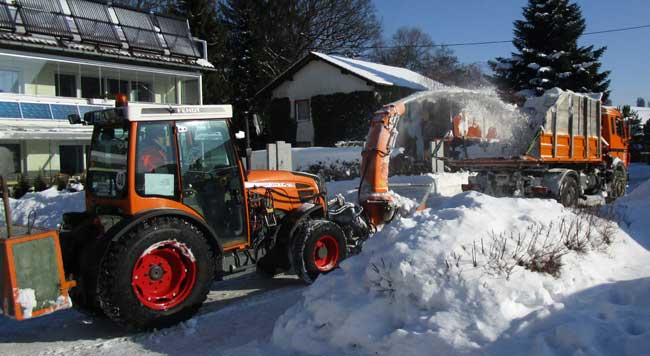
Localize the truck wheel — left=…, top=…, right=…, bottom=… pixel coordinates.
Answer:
left=558, top=176, right=579, bottom=207
left=97, top=217, right=216, bottom=330
left=291, top=219, right=347, bottom=284
left=608, top=168, right=627, bottom=202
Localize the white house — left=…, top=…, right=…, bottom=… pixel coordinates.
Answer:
left=0, top=0, right=213, bottom=180
left=630, top=106, right=649, bottom=135
left=258, top=51, right=443, bottom=146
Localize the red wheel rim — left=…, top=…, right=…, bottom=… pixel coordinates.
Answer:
left=313, top=235, right=339, bottom=272
left=131, top=240, right=197, bottom=311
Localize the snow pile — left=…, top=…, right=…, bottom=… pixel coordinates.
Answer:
left=15, top=288, right=37, bottom=319
left=1, top=187, right=85, bottom=230
left=272, top=192, right=650, bottom=355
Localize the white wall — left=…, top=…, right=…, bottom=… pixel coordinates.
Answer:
left=272, top=60, right=374, bottom=145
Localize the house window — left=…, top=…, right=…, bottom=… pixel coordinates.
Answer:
left=59, top=145, right=85, bottom=175
left=132, top=81, right=153, bottom=102
left=0, top=143, right=21, bottom=174
left=81, top=76, right=102, bottom=99
left=55, top=74, right=77, bottom=97
left=106, top=78, right=130, bottom=98
left=0, top=70, right=19, bottom=93
left=295, top=100, right=310, bottom=121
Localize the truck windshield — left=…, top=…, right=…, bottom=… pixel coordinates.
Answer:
left=88, top=125, right=129, bottom=198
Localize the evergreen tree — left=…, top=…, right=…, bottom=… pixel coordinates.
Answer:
left=490, top=0, right=611, bottom=102
left=167, top=0, right=229, bottom=105
left=220, top=0, right=264, bottom=130
left=636, top=97, right=646, bottom=107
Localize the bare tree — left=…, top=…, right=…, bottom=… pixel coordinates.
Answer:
left=370, top=27, right=434, bottom=73
left=256, top=0, right=381, bottom=81
left=371, top=26, right=488, bottom=88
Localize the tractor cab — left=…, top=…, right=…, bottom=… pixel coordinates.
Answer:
left=80, top=103, right=249, bottom=249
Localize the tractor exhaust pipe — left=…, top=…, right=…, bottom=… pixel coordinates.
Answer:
left=1, top=175, right=11, bottom=238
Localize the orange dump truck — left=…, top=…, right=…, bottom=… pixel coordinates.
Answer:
left=448, top=90, right=629, bottom=206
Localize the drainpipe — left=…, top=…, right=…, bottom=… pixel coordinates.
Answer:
left=1, top=175, right=11, bottom=238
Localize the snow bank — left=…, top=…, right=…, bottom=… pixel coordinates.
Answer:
left=1, top=187, right=85, bottom=230
left=325, top=172, right=470, bottom=203
left=251, top=146, right=361, bottom=179
left=272, top=193, right=650, bottom=355
left=489, top=277, right=650, bottom=356
left=614, top=169, right=650, bottom=249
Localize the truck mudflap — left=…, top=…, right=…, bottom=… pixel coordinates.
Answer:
left=0, top=228, right=76, bottom=320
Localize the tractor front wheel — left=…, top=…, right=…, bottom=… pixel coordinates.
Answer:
left=291, top=219, right=347, bottom=284
left=97, top=217, right=216, bottom=330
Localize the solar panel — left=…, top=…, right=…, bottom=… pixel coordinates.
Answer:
left=0, top=2, right=16, bottom=32
left=67, top=0, right=121, bottom=46
left=20, top=102, right=52, bottom=119
left=155, top=15, right=200, bottom=58
left=0, top=101, right=21, bottom=119
left=50, top=104, right=79, bottom=120
left=112, top=6, right=163, bottom=53
left=15, top=0, right=72, bottom=39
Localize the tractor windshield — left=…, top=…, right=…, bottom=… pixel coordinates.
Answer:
left=88, top=125, right=129, bottom=198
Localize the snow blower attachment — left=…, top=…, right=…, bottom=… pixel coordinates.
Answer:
left=0, top=176, right=75, bottom=320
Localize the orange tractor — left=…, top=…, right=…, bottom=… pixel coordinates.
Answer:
left=1, top=98, right=382, bottom=329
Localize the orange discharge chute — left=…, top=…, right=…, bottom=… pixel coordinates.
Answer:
left=358, top=103, right=405, bottom=227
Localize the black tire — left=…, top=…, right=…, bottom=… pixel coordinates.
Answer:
left=69, top=241, right=106, bottom=317
left=608, top=168, right=627, bottom=202
left=290, top=219, right=347, bottom=284
left=558, top=175, right=579, bottom=207
left=97, top=216, right=216, bottom=330
left=256, top=243, right=290, bottom=279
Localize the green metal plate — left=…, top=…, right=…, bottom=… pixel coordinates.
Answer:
left=12, top=236, right=61, bottom=310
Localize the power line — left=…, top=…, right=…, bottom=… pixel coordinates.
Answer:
left=583, top=24, right=650, bottom=35
left=352, top=24, right=650, bottom=50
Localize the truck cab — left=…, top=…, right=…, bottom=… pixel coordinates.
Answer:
left=601, top=107, right=630, bottom=167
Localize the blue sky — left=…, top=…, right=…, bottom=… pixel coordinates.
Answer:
left=373, top=0, right=649, bottom=106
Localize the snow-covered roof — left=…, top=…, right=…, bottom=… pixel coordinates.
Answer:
left=311, top=52, right=444, bottom=91
left=257, top=51, right=444, bottom=96
left=630, top=106, right=650, bottom=123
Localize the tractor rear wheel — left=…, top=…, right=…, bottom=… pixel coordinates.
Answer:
left=97, top=217, right=216, bottom=330
left=291, top=219, right=347, bottom=284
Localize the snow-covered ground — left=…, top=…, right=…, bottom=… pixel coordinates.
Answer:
left=0, top=165, right=649, bottom=356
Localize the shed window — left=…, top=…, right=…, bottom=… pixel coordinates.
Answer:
left=295, top=100, right=310, bottom=121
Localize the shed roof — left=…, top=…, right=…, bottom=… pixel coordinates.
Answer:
left=258, top=51, right=444, bottom=96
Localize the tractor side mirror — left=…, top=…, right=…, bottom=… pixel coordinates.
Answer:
left=235, top=131, right=246, bottom=139
left=68, top=114, right=82, bottom=125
